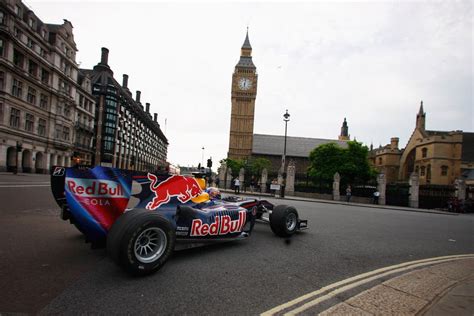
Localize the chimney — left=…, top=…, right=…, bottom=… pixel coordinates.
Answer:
left=146, top=103, right=150, bottom=113
left=100, top=47, right=109, bottom=65
left=122, top=74, right=129, bottom=89
left=390, top=137, right=399, bottom=150
left=136, top=90, right=141, bottom=103
left=154, top=113, right=157, bottom=122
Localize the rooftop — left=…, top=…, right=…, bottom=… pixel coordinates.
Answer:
left=252, top=134, right=348, bottom=157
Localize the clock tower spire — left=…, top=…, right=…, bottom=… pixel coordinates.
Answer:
left=228, top=30, right=258, bottom=160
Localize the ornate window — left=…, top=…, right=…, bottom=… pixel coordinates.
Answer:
left=63, top=127, right=70, bottom=141
left=10, top=108, right=20, bottom=128
left=27, top=87, right=36, bottom=104
left=39, top=94, right=48, bottom=109
left=55, top=124, right=61, bottom=139
left=12, top=79, right=23, bottom=98
left=41, top=69, right=49, bottom=84
left=441, top=165, right=448, bottom=176
left=25, top=113, right=34, bottom=132
left=28, top=60, right=38, bottom=77
left=13, top=49, right=24, bottom=68
left=38, top=119, right=46, bottom=136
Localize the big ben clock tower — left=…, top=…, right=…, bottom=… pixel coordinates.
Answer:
left=228, top=30, right=258, bottom=160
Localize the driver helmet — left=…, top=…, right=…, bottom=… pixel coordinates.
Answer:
left=206, top=187, right=221, bottom=200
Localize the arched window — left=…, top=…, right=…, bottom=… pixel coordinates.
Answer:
left=420, top=166, right=426, bottom=176
left=378, top=157, right=382, bottom=165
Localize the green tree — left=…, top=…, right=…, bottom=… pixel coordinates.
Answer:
left=247, top=157, right=271, bottom=179
left=308, top=141, right=376, bottom=184
left=220, top=158, right=245, bottom=178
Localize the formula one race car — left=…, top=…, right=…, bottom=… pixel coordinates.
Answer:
left=50, top=166, right=307, bottom=276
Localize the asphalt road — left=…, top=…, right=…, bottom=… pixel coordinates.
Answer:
left=1, top=173, right=473, bottom=314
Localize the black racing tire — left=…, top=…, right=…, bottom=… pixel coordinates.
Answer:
left=107, top=209, right=175, bottom=276
left=269, top=205, right=299, bottom=237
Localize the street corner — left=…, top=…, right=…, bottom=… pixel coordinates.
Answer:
left=261, top=254, right=474, bottom=316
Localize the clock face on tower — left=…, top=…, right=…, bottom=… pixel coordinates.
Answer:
left=238, top=77, right=252, bottom=90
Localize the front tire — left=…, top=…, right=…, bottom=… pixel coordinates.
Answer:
left=269, top=205, right=299, bottom=237
left=107, top=209, right=175, bottom=276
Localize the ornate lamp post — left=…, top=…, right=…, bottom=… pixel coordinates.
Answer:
left=201, top=146, right=205, bottom=170
left=282, top=109, right=290, bottom=172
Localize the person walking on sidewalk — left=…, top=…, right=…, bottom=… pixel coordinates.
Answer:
left=346, top=185, right=352, bottom=202
left=373, top=190, right=380, bottom=204
left=234, top=178, right=240, bottom=194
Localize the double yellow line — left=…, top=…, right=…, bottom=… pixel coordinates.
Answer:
left=261, top=254, right=474, bottom=316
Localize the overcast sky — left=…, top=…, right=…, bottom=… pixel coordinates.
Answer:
left=26, top=0, right=472, bottom=169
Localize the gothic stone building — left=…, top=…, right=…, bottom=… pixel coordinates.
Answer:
left=371, top=102, right=474, bottom=185
left=0, top=0, right=95, bottom=172
left=227, top=31, right=349, bottom=175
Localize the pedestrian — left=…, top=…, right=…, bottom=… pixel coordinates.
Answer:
left=346, top=185, right=352, bottom=202
left=234, top=178, right=240, bottom=194
left=215, top=177, right=220, bottom=188
left=373, top=190, right=380, bottom=204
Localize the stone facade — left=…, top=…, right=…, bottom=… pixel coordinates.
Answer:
left=228, top=31, right=258, bottom=160
left=370, top=101, right=474, bottom=185
left=0, top=0, right=95, bottom=172
left=83, top=48, right=168, bottom=171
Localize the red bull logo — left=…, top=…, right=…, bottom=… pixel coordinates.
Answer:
left=146, top=174, right=202, bottom=210
left=190, top=211, right=247, bottom=237
left=65, top=178, right=130, bottom=230
left=67, top=179, right=126, bottom=198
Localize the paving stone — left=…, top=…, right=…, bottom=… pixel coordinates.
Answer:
left=428, top=259, right=474, bottom=281
left=424, top=278, right=474, bottom=316
left=347, top=284, right=428, bottom=315
left=384, top=268, right=455, bottom=301
left=320, top=302, right=373, bottom=316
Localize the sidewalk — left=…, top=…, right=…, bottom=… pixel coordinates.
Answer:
left=320, top=257, right=474, bottom=316
left=219, top=188, right=460, bottom=216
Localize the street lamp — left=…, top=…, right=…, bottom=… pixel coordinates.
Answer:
left=282, top=109, right=290, bottom=171
left=201, top=146, right=205, bottom=170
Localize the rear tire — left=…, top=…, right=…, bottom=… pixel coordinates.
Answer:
left=107, top=209, right=175, bottom=276
left=269, top=205, right=299, bottom=237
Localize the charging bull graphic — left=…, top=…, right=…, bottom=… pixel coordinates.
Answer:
left=146, top=174, right=203, bottom=210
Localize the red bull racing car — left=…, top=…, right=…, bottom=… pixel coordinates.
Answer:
left=51, top=166, right=307, bottom=276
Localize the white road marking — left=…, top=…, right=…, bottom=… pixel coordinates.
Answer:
left=0, top=182, right=50, bottom=184
left=261, top=254, right=474, bottom=316
left=0, top=184, right=50, bottom=188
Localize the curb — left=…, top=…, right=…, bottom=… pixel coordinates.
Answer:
left=320, top=257, right=474, bottom=316
left=261, top=255, right=474, bottom=316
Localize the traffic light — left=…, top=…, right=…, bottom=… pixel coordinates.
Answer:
left=207, top=158, right=212, bottom=168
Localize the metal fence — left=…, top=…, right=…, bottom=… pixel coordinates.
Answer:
left=386, top=183, right=410, bottom=207
left=294, top=173, right=333, bottom=194
left=419, top=185, right=455, bottom=209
